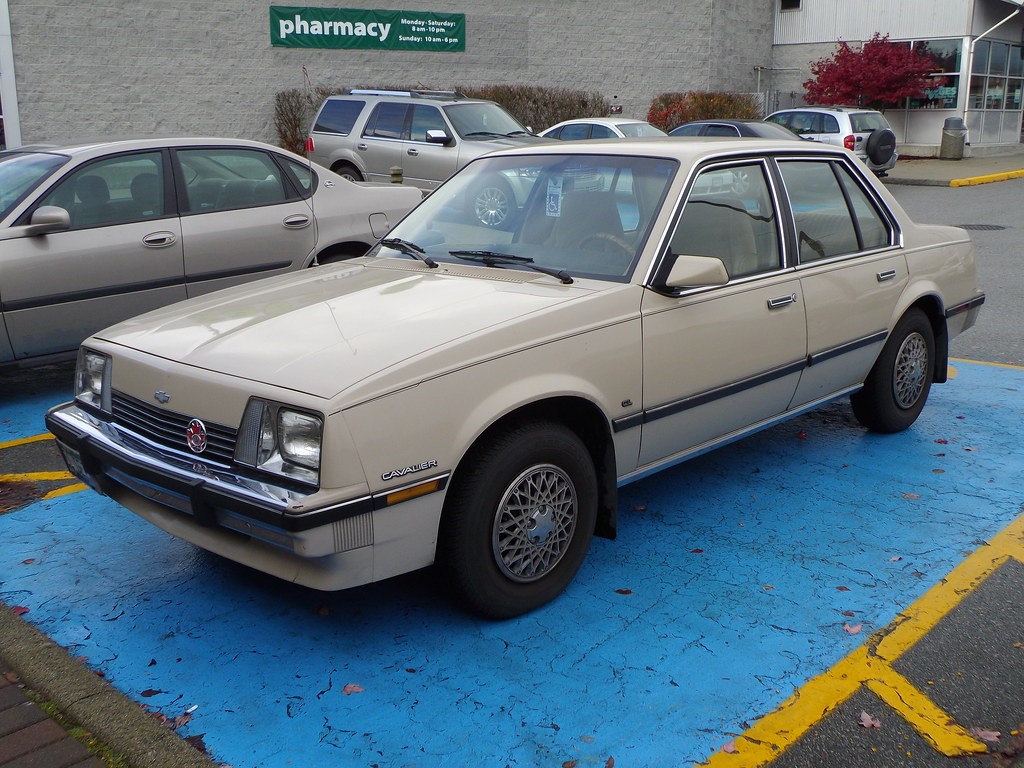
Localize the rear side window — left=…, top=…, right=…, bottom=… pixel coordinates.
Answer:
left=363, top=103, right=408, bottom=140
left=313, top=99, right=365, bottom=135
left=705, top=124, right=741, bottom=137
left=850, top=112, right=891, bottom=132
left=821, top=114, right=840, bottom=133
left=778, top=160, right=891, bottom=262
left=590, top=124, right=617, bottom=138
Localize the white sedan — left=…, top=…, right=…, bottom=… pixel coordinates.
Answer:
left=540, top=117, right=667, bottom=140
left=47, top=138, right=984, bottom=618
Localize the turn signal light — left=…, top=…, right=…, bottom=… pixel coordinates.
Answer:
left=305, top=136, right=315, bottom=154
left=844, top=134, right=855, bottom=151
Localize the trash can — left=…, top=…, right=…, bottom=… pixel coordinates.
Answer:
left=939, top=117, right=967, bottom=160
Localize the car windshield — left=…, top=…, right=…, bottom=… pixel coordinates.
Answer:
left=0, top=151, right=69, bottom=220
left=369, top=153, right=678, bottom=282
left=618, top=123, right=667, bottom=137
left=443, top=102, right=530, bottom=138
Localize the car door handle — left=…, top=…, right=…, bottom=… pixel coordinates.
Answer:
left=142, top=231, right=177, bottom=248
left=876, top=269, right=897, bottom=282
left=767, top=293, right=798, bottom=310
left=283, top=214, right=311, bottom=228
left=357, top=143, right=368, bottom=151
left=407, top=148, right=419, bottom=156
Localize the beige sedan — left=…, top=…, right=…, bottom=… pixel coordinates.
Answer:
left=0, top=138, right=421, bottom=368
left=47, top=137, right=984, bottom=618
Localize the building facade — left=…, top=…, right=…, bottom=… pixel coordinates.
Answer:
left=1, top=1, right=1020, bottom=154
left=0, top=0, right=775, bottom=149
left=771, top=0, right=1024, bottom=155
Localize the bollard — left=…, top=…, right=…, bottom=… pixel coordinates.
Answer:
left=389, top=165, right=404, bottom=183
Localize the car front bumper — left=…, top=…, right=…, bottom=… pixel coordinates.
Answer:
left=45, top=401, right=447, bottom=590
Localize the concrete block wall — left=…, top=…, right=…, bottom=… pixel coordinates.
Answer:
left=7, top=0, right=774, bottom=146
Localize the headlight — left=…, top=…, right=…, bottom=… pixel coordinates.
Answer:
left=237, top=398, right=323, bottom=486
left=74, top=349, right=111, bottom=412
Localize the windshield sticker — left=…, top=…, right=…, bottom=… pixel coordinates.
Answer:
left=546, top=177, right=564, bottom=217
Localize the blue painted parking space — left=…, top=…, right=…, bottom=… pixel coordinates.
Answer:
left=1, top=360, right=1022, bottom=767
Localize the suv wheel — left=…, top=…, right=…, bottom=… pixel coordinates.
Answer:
left=866, top=129, right=897, bottom=166
left=468, top=176, right=514, bottom=229
left=332, top=162, right=363, bottom=183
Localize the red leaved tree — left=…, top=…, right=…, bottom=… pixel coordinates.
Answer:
left=804, top=33, right=938, bottom=109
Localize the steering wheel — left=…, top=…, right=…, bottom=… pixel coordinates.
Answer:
left=577, top=232, right=634, bottom=258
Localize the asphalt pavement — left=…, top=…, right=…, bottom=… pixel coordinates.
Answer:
left=2, top=152, right=1024, bottom=768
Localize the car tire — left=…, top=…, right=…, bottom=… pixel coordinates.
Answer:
left=332, top=162, right=364, bottom=182
left=866, top=129, right=897, bottom=166
left=467, top=175, right=515, bottom=229
left=851, top=308, right=935, bottom=433
left=441, top=422, right=597, bottom=619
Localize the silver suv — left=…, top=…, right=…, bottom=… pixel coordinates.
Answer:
left=765, top=106, right=898, bottom=176
left=307, top=90, right=547, bottom=227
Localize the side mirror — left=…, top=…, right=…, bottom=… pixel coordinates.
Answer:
left=425, top=129, right=454, bottom=146
left=663, top=254, right=730, bottom=291
left=24, top=206, right=72, bottom=237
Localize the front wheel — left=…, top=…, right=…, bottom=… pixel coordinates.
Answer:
left=440, top=422, right=597, bottom=619
left=851, top=308, right=935, bottom=433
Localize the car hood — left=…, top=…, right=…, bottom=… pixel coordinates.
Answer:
left=97, top=260, right=589, bottom=400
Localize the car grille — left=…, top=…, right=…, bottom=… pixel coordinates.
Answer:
left=111, top=390, right=237, bottom=465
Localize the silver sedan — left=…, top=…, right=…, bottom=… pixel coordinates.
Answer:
left=0, top=137, right=421, bottom=368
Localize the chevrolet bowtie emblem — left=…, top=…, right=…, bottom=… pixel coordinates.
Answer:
left=154, top=391, right=171, bottom=404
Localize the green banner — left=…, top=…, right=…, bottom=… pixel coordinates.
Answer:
left=270, top=6, right=465, bottom=51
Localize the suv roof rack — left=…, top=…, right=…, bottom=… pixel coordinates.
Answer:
left=343, top=89, right=468, bottom=99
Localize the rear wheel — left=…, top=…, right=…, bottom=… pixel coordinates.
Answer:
left=331, top=162, right=363, bottom=182
left=851, top=308, right=934, bottom=433
left=441, top=422, right=597, bottom=619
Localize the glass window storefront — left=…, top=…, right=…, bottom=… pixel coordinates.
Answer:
left=908, top=39, right=962, bottom=110
left=967, top=38, right=1023, bottom=144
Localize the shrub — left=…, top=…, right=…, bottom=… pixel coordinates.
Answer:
left=646, top=91, right=761, bottom=132
left=273, top=83, right=610, bottom=151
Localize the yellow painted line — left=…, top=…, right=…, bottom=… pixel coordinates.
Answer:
left=950, top=357, right=1024, bottom=371
left=950, top=169, right=1024, bottom=187
left=42, top=483, right=88, bottom=499
left=702, top=513, right=1024, bottom=766
left=0, top=471, right=75, bottom=483
left=0, top=433, right=55, bottom=450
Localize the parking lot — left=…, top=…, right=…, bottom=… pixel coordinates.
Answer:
left=2, top=354, right=1022, bottom=767
left=2, top=173, right=1024, bottom=768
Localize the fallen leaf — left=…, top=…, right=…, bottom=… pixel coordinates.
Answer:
left=932, top=469, right=945, bottom=474
left=722, top=741, right=739, bottom=754
left=691, top=548, right=704, bottom=554
left=763, top=585, right=775, bottom=591
left=562, top=762, right=578, bottom=768
left=4, top=672, right=20, bottom=684
left=890, top=556, right=902, bottom=562
left=836, top=586, right=851, bottom=592
left=140, top=689, right=163, bottom=698
left=964, top=447, right=979, bottom=452
left=935, top=438, right=949, bottom=444
left=633, top=505, right=647, bottom=511
left=843, top=623, right=863, bottom=634
left=169, top=712, right=192, bottom=729
left=969, top=726, right=1001, bottom=743
left=614, top=588, right=633, bottom=595
left=842, top=610, right=856, bottom=617
left=604, top=758, right=615, bottom=768
left=342, top=683, right=364, bottom=696
left=21, top=559, right=35, bottom=565
left=858, top=711, right=882, bottom=729
left=580, top=735, right=595, bottom=744
left=795, top=431, right=808, bottom=440
left=11, top=605, right=29, bottom=616
left=902, top=493, right=920, bottom=500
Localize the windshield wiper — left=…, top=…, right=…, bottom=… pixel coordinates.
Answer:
left=380, top=238, right=438, bottom=268
left=450, top=250, right=574, bottom=285
left=504, top=130, right=534, bottom=137
left=462, top=131, right=505, bottom=138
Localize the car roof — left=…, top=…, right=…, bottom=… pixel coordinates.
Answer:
left=11, top=137, right=305, bottom=161
left=484, top=135, right=850, bottom=164
left=551, top=117, right=652, bottom=127
left=772, top=106, right=879, bottom=114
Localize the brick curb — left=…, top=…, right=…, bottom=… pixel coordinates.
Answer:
left=0, top=603, right=215, bottom=768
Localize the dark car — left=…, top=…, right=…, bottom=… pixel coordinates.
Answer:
left=670, top=120, right=802, bottom=140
